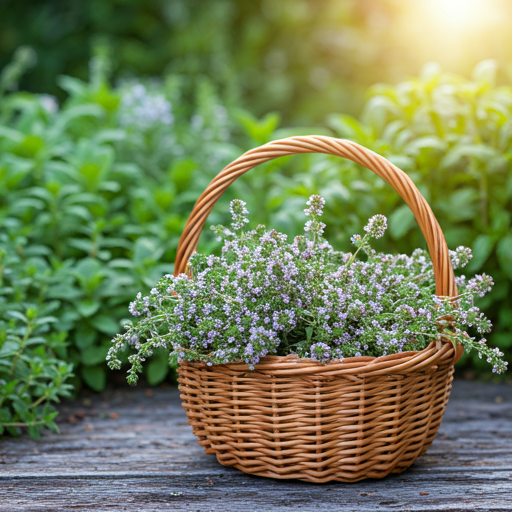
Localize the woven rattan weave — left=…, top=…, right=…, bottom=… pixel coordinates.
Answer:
left=175, top=136, right=463, bottom=482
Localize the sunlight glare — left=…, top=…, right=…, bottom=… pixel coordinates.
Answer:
left=429, top=0, right=493, bottom=28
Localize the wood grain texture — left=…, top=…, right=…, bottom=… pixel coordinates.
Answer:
left=1, top=380, right=511, bottom=511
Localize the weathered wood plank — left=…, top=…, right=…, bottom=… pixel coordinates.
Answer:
left=0, top=380, right=511, bottom=511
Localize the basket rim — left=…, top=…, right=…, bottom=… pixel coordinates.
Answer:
left=179, top=339, right=464, bottom=377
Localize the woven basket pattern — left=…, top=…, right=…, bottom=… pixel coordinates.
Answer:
left=178, top=341, right=460, bottom=482
left=174, top=136, right=462, bottom=482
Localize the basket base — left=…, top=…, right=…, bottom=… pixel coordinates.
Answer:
left=179, top=350, right=457, bottom=483
left=207, top=437, right=436, bottom=483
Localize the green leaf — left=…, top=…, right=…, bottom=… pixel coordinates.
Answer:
left=12, top=399, right=29, bottom=419
left=108, top=259, right=135, bottom=270
left=77, top=299, right=101, bottom=318
left=99, top=180, right=121, bottom=193
left=101, top=238, right=133, bottom=250
left=154, top=188, right=175, bottom=211
left=319, top=183, right=350, bottom=203
left=490, top=212, right=511, bottom=239
left=132, top=238, right=164, bottom=266
left=233, top=109, right=280, bottom=144
left=34, top=316, right=58, bottom=326
left=0, top=341, right=20, bottom=358
left=55, top=103, right=105, bottom=130
left=90, top=315, right=120, bottom=335
left=46, top=420, right=60, bottom=434
left=441, top=144, right=496, bottom=169
left=27, top=426, right=41, bottom=439
left=472, top=59, right=497, bottom=87
left=444, top=189, right=479, bottom=222
left=385, top=154, right=414, bottom=171
left=468, top=235, right=495, bottom=272
left=405, top=136, right=447, bottom=155
left=326, top=114, right=369, bottom=141
left=68, top=238, right=93, bottom=254
left=74, top=258, right=103, bottom=281
left=0, top=407, right=12, bottom=423
left=75, top=326, right=98, bottom=350
left=81, top=365, right=106, bottom=392
left=497, top=235, right=512, bottom=279
left=81, top=345, right=109, bottom=366
left=57, top=75, right=87, bottom=96
left=169, top=159, right=196, bottom=192
left=389, top=205, right=415, bottom=240
left=12, top=135, right=44, bottom=159
left=11, top=198, right=45, bottom=211
left=66, top=206, right=92, bottom=222
left=47, top=285, right=83, bottom=301
left=24, top=245, right=52, bottom=257
left=6, top=310, right=27, bottom=323
left=0, top=126, right=24, bottom=144
left=362, top=95, right=401, bottom=136
left=94, top=129, right=126, bottom=145
left=146, top=352, right=170, bottom=386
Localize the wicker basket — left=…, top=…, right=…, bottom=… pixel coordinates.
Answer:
left=175, top=136, right=463, bottom=483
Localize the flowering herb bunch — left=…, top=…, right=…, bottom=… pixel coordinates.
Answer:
left=107, top=196, right=507, bottom=385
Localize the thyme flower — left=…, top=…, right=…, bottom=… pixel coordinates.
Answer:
left=364, top=214, right=387, bottom=239
left=107, top=195, right=507, bottom=385
left=230, top=199, right=249, bottom=231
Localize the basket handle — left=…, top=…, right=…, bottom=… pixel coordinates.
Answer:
left=174, top=136, right=457, bottom=298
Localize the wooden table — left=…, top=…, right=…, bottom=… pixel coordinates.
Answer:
left=1, top=380, right=511, bottom=511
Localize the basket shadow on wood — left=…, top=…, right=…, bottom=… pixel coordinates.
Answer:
left=174, top=136, right=463, bottom=483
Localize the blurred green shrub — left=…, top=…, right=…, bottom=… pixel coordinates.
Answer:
left=0, top=51, right=242, bottom=398
left=0, top=246, right=73, bottom=437
left=0, top=0, right=449, bottom=125
left=315, top=60, right=512, bottom=372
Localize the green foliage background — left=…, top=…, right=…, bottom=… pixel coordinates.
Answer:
left=1, top=0, right=511, bottom=436
left=4, top=0, right=512, bottom=123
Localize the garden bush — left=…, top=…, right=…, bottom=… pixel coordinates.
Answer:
left=0, top=244, right=73, bottom=437
left=324, top=60, right=512, bottom=372
left=0, top=51, right=243, bottom=400
left=8, top=0, right=499, bottom=125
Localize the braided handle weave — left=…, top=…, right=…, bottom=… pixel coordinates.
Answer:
left=174, top=136, right=456, bottom=298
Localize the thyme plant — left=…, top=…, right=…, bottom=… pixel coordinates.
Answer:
left=108, top=196, right=507, bottom=384
left=0, top=249, right=74, bottom=437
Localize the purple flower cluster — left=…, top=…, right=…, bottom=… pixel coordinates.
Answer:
left=364, top=214, right=387, bottom=239
left=303, top=194, right=326, bottom=239
left=310, top=342, right=331, bottom=362
left=229, top=199, right=249, bottom=231
left=108, top=195, right=507, bottom=385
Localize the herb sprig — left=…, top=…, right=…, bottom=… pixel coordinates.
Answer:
left=108, top=196, right=507, bottom=384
